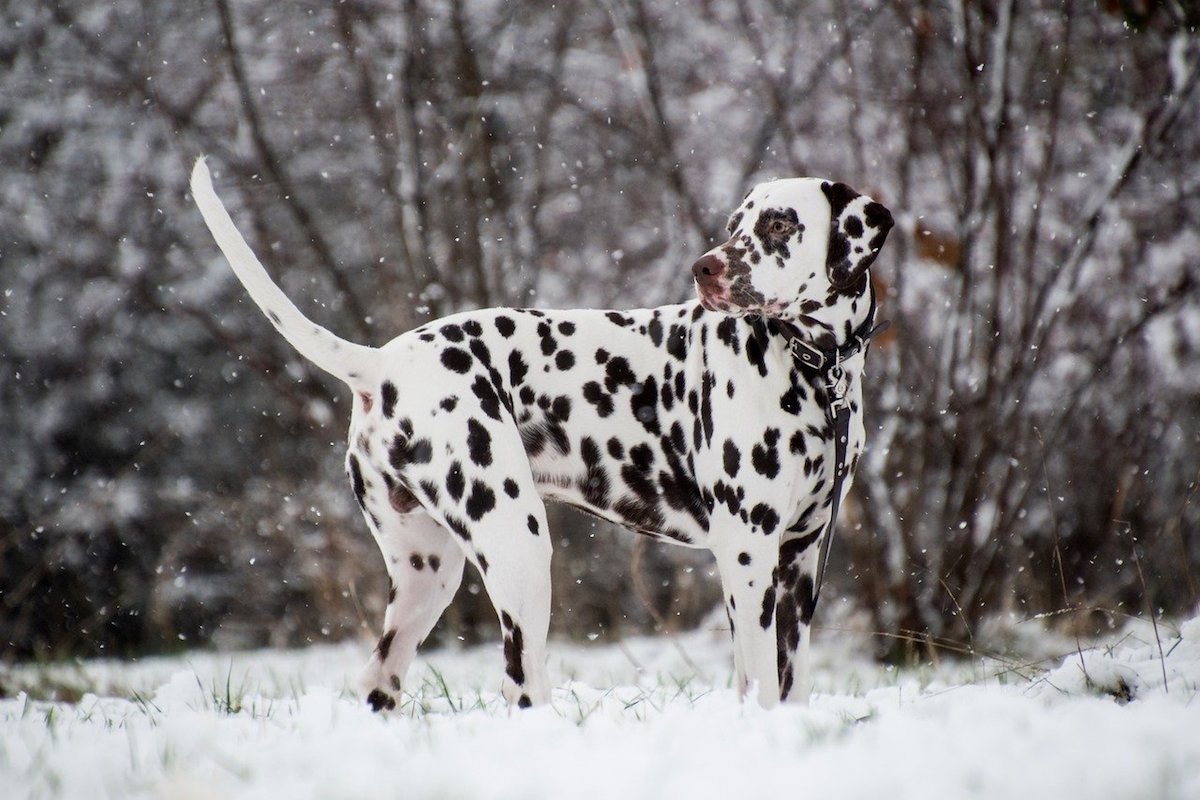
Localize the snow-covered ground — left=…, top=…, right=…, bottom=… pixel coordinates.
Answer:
left=3, top=615, right=1199, bottom=799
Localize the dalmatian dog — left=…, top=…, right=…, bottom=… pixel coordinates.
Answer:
left=190, top=158, right=893, bottom=710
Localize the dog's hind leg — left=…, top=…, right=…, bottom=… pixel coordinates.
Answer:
left=351, top=459, right=466, bottom=712
left=438, top=477, right=554, bottom=709
left=473, top=508, right=554, bottom=708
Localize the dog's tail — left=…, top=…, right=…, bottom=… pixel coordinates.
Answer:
left=190, top=157, right=378, bottom=392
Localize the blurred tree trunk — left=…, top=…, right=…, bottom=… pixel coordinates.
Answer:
left=847, top=0, right=1200, bottom=658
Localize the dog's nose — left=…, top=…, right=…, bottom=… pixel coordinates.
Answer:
left=691, top=254, right=726, bottom=283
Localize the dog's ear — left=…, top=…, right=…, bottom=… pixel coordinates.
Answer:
left=822, top=181, right=894, bottom=290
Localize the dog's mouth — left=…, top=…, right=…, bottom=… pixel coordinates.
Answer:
left=697, top=283, right=787, bottom=318
left=697, top=288, right=729, bottom=312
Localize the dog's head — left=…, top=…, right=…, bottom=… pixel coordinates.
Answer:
left=692, top=178, right=893, bottom=328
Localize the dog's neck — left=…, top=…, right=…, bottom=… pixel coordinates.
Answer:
left=758, top=275, right=879, bottom=357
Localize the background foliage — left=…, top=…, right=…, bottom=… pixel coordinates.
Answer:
left=2, top=0, right=1198, bottom=661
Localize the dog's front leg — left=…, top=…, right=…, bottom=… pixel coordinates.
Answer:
left=713, top=529, right=783, bottom=709
left=774, top=531, right=822, bottom=705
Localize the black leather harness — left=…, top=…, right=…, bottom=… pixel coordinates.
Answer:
left=776, top=309, right=889, bottom=604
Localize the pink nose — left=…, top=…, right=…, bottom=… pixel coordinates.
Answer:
left=691, top=254, right=725, bottom=285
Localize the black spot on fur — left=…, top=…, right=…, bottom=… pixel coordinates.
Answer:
left=604, top=357, right=637, bottom=393
left=348, top=455, right=367, bottom=510
left=518, top=694, right=532, bottom=709
left=648, top=317, right=664, bottom=347
left=429, top=555, right=441, bottom=572
left=377, top=629, right=397, bottom=660
left=865, top=201, right=893, bottom=233
left=441, top=396, right=459, bottom=413
left=504, top=478, right=520, bottom=498
left=558, top=321, right=576, bottom=335
left=631, top=376, right=660, bottom=434
left=723, top=440, right=741, bottom=477
left=699, top=373, right=715, bottom=446
left=495, top=316, right=516, bottom=337
left=750, top=503, right=780, bottom=535
left=555, top=350, right=575, bottom=371
left=463, top=320, right=483, bottom=337
left=538, top=322, right=558, bottom=355
left=666, top=325, right=687, bottom=361
left=444, top=513, right=472, bottom=541
left=441, top=323, right=464, bottom=342
left=715, top=318, right=740, bottom=354
left=441, top=347, right=472, bottom=373
left=389, top=434, right=433, bottom=471
left=520, top=419, right=569, bottom=457
left=798, top=574, right=817, bottom=625
left=621, top=464, right=657, bottom=505
left=551, top=395, right=572, bottom=422
left=503, top=622, right=526, bottom=685
left=583, top=381, right=614, bottom=417
left=446, top=461, right=465, bottom=501
left=780, top=387, right=801, bottom=415
left=465, top=480, right=496, bottom=521
left=727, top=210, right=743, bottom=234
left=580, top=437, right=610, bottom=508
left=380, top=381, right=398, bottom=418
left=759, top=585, right=776, bottom=629
left=752, top=436, right=781, bottom=479
left=657, top=459, right=707, bottom=533
left=613, top=496, right=665, bottom=533
left=418, top=480, right=440, bottom=509
left=527, top=515, right=540, bottom=535
left=467, top=418, right=493, bottom=467
left=745, top=334, right=769, bottom=377
left=471, top=375, right=503, bottom=420
left=468, top=338, right=493, bottom=366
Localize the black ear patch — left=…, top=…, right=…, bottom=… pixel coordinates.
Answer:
left=822, top=181, right=893, bottom=291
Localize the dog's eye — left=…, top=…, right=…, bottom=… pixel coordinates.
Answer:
left=769, top=220, right=792, bottom=235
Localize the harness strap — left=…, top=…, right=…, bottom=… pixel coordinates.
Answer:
left=814, top=404, right=851, bottom=603
left=777, top=310, right=889, bottom=605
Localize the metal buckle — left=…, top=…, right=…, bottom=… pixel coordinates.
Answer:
left=788, top=338, right=826, bottom=370
left=827, top=363, right=848, bottom=410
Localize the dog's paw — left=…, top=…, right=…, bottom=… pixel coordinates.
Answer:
left=365, top=687, right=398, bottom=713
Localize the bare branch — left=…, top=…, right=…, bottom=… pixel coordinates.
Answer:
left=213, top=0, right=371, bottom=340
